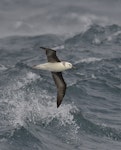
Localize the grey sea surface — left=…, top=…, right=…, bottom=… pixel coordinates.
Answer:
left=0, top=24, right=121, bottom=150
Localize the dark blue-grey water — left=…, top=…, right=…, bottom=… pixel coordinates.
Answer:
left=0, top=24, right=121, bottom=150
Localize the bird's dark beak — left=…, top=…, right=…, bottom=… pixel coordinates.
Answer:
left=72, top=65, right=76, bottom=69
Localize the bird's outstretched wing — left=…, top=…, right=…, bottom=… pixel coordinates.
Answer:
left=40, top=47, right=66, bottom=108
left=40, top=47, right=60, bottom=62
left=51, top=72, right=66, bottom=108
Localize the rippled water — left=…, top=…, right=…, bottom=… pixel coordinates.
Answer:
left=0, top=24, right=121, bottom=150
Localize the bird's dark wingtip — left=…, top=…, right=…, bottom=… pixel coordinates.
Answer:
left=57, top=100, right=62, bottom=108
left=57, top=104, right=60, bottom=108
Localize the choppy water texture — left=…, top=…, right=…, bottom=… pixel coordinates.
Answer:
left=0, top=24, right=121, bottom=150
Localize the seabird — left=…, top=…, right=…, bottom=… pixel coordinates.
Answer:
left=33, top=47, right=74, bottom=108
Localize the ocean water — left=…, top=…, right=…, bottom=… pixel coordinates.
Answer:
left=0, top=24, right=121, bottom=150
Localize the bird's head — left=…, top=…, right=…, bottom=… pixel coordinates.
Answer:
left=65, top=62, right=73, bottom=69
left=62, top=61, right=74, bottom=70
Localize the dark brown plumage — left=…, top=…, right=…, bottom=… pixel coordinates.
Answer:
left=40, top=47, right=60, bottom=62
left=52, top=72, right=66, bottom=108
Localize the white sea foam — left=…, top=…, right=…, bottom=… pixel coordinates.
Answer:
left=52, top=45, right=65, bottom=50
left=15, top=72, right=41, bottom=89
left=1, top=71, right=40, bottom=126
left=118, top=65, right=121, bottom=68
left=1, top=70, right=79, bottom=138
left=75, top=57, right=102, bottom=64
left=0, top=64, right=8, bottom=71
left=113, top=30, right=121, bottom=36
left=92, top=38, right=101, bottom=44
left=107, top=30, right=121, bottom=41
left=91, top=74, right=97, bottom=79
left=0, top=66, right=81, bottom=143
left=24, top=97, right=80, bottom=141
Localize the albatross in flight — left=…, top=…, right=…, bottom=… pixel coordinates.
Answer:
left=33, top=47, right=74, bottom=108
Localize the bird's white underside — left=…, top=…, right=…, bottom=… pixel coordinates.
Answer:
left=33, top=62, right=72, bottom=72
